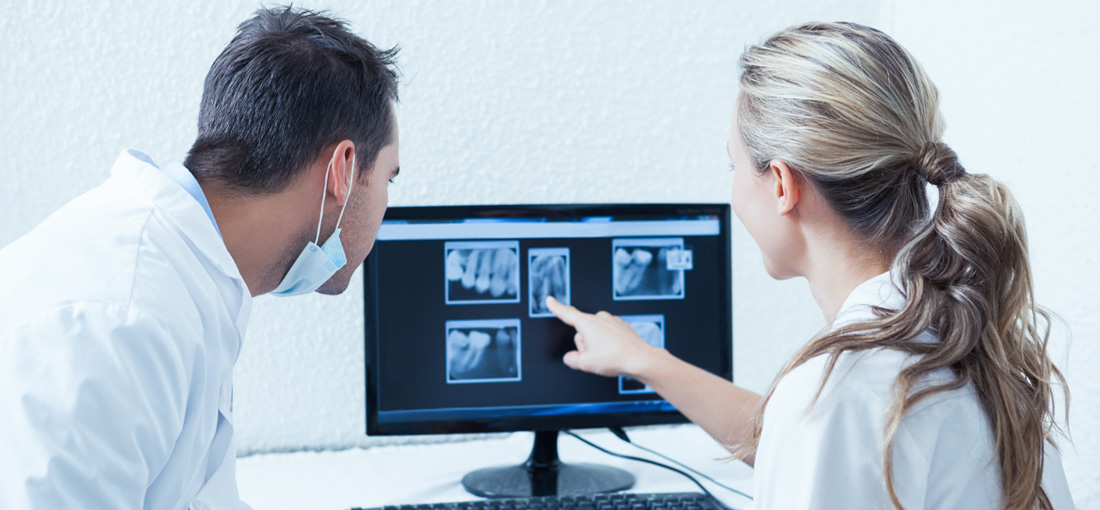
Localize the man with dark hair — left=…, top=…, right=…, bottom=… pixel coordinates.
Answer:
left=0, top=7, right=399, bottom=508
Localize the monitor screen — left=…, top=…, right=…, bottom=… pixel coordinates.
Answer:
left=364, top=204, right=732, bottom=436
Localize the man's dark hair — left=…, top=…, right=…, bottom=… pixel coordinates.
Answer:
left=184, top=6, right=399, bottom=194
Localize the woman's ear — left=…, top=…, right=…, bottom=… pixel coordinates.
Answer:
left=769, top=160, right=801, bottom=216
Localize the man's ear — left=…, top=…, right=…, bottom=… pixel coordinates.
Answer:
left=769, top=160, right=801, bottom=216
left=325, top=140, right=357, bottom=205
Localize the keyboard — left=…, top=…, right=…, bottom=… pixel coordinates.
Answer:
left=351, top=492, right=725, bottom=510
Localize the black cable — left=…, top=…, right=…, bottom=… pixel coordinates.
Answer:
left=608, top=427, right=752, bottom=501
left=562, top=430, right=734, bottom=510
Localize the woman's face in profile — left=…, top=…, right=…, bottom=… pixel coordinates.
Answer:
left=727, top=108, right=801, bottom=280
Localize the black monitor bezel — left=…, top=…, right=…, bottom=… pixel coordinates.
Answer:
left=364, top=203, right=733, bottom=436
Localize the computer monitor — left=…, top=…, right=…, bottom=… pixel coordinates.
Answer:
left=363, top=204, right=732, bottom=497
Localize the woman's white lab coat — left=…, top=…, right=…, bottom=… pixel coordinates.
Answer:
left=0, top=150, right=253, bottom=509
left=753, top=273, right=1074, bottom=508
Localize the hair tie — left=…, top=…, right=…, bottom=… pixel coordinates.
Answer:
left=913, top=142, right=965, bottom=186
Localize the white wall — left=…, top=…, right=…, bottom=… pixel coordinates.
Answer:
left=886, top=1, right=1100, bottom=504
left=1, top=0, right=1096, bottom=506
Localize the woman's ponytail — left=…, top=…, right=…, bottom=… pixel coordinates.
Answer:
left=892, top=151, right=1065, bottom=509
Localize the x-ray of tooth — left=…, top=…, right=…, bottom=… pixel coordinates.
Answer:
left=444, top=241, right=521, bottom=305
left=445, top=319, right=522, bottom=384
left=611, top=238, right=686, bottom=301
left=528, top=248, right=570, bottom=318
left=618, top=314, right=665, bottom=394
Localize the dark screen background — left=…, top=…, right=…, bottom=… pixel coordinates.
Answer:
left=370, top=226, right=729, bottom=413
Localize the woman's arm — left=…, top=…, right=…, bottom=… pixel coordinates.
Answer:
left=546, top=297, right=761, bottom=465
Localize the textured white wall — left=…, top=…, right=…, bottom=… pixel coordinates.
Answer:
left=887, top=1, right=1100, bottom=505
left=2, top=0, right=1097, bottom=506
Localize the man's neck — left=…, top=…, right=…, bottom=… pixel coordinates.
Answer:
left=202, top=182, right=314, bottom=297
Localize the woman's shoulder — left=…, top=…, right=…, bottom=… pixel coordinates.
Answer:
left=757, top=345, right=1002, bottom=508
left=770, top=342, right=976, bottom=424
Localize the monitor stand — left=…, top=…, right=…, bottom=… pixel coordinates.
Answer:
left=462, top=430, right=635, bottom=498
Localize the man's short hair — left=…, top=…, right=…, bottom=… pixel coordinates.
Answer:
left=184, top=6, right=399, bottom=194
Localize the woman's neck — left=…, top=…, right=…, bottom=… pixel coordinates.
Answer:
left=803, top=230, right=892, bottom=325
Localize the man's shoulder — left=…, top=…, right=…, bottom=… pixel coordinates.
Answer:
left=0, top=180, right=212, bottom=333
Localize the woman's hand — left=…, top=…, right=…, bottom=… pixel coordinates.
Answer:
left=545, top=296, right=663, bottom=379
left=548, top=297, right=760, bottom=461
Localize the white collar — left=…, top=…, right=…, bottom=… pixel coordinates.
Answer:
left=831, top=271, right=906, bottom=330
left=110, top=149, right=244, bottom=285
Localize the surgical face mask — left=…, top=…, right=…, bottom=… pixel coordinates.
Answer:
left=270, top=155, right=356, bottom=297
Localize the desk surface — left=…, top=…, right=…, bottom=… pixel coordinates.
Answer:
left=237, top=426, right=754, bottom=510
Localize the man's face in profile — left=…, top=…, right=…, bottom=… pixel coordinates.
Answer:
left=317, top=109, right=400, bottom=295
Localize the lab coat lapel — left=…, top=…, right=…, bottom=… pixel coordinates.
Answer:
left=110, top=150, right=242, bottom=283
left=110, top=149, right=252, bottom=366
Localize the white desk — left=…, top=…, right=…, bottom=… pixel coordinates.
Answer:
left=237, top=426, right=754, bottom=510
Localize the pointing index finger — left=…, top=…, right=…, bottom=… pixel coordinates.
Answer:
left=545, top=296, right=588, bottom=326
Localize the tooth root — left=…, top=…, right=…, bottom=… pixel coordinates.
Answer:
left=613, top=249, right=630, bottom=294
left=489, top=248, right=511, bottom=297
left=551, top=257, right=566, bottom=296
left=490, top=249, right=506, bottom=296
left=614, top=248, right=652, bottom=296
left=461, top=250, right=479, bottom=289
left=475, top=249, right=493, bottom=293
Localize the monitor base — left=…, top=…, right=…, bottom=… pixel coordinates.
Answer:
left=462, top=430, right=635, bottom=498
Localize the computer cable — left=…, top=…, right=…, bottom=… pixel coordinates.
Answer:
left=607, top=427, right=753, bottom=501
left=562, top=430, right=735, bottom=510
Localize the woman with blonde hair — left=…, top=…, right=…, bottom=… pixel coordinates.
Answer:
left=546, top=22, right=1072, bottom=509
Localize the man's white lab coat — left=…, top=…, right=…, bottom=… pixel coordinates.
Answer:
left=0, top=150, right=252, bottom=509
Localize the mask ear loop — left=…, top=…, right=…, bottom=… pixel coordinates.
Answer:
left=335, top=154, right=356, bottom=229
left=314, top=153, right=356, bottom=244
left=315, top=157, right=333, bottom=244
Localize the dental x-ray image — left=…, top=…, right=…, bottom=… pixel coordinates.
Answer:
left=611, top=238, right=686, bottom=300
left=445, top=241, right=520, bottom=304
left=618, top=314, right=665, bottom=394
left=528, top=248, right=570, bottom=318
left=445, top=319, right=522, bottom=384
